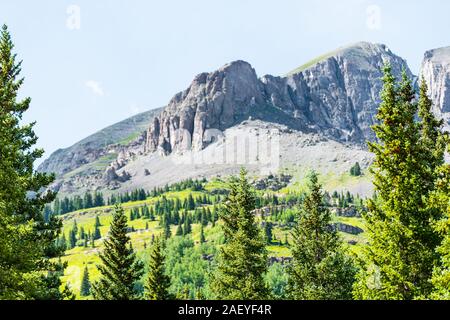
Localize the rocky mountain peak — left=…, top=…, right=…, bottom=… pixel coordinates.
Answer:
left=421, top=46, right=450, bottom=127
left=144, top=42, right=412, bottom=155
left=145, top=60, right=264, bottom=154
left=38, top=42, right=450, bottom=197
left=423, top=46, right=450, bottom=63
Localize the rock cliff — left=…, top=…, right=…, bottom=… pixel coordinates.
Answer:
left=144, top=42, right=413, bottom=155
left=421, top=46, right=450, bottom=130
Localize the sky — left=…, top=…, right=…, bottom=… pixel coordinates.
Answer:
left=1, top=0, right=450, bottom=163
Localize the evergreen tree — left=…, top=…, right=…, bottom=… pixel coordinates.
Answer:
left=80, top=265, right=91, bottom=297
left=91, top=205, right=144, bottom=300
left=200, top=224, right=206, bottom=243
left=163, top=217, right=171, bottom=240
left=354, top=66, right=445, bottom=300
left=59, top=234, right=67, bottom=252
left=0, top=25, right=67, bottom=299
left=176, top=219, right=183, bottom=236
left=144, top=237, right=172, bottom=300
left=350, top=162, right=362, bottom=176
left=211, top=168, right=269, bottom=299
left=94, top=192, right=104, bottom=207
left=79, top=226, right=86, bottom=240
left=93, top=224, right=101, bottom=240
left=94, top=215, right=101, bottom=228
left=83, top=192, right=93, bottom=209
left=264, top=222, right=273, bottom=244
left=417, top=79, right=446, bottom=185
left=69, top=228, right=77, bottom=249
left=418, top=78, right=449, bottom=299
left=183, top=214, right=192, bottom=235
left=149, top=206, right=155, bottom=221
left=287, top=172, right=356, bottom=300
left=430, top=141, right=450, bottom=299
left=53, top=198, right=61, bottom=215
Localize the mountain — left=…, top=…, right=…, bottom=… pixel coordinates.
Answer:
left=38, top=42, right=449, bottom=198
left=38, top=108, right=162, bottom=176
left=421, top=46, right=450, bottom=131
left=145, top=42, right=412, bottom=156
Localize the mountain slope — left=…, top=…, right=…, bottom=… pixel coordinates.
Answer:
left=144, top=42, right=412, bottom=156
left=38, top=108, right=162, bottom=176
left=39, top=41, right=450, bottom=198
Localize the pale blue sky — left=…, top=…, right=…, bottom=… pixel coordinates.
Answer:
left=1, top=0, right=450, bottom=161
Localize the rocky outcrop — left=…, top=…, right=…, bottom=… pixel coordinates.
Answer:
left=145, top=42, right=413, bottom=155
left=145, top=60, right=264, bottom=154
left=421, top=46, right=450, bottom=130
left=253, top=173, right=292, bottom=191
left=38, top=42, right=450, bottom=198
left=333, top=206, right=362, bottom=218
left=332, top=223, right=364, bottom=235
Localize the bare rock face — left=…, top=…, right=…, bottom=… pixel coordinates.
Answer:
left=145, top=60, right=264, bottom=154
left=145, top=42, right=413, bottom=155
left=421, top=46, right=450, bottom=130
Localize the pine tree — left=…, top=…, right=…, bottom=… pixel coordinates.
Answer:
left=287, top=172, right=356, bottom=300
left=354, top=67, right=445, bottom=300
left=429, top=151, right=450, bottom=298
left=59, top=234, right=67, bottom=252
left=183, top=214, right=192, bottom=235
left=83, top=192, right=93, bottom=209
left=175, top=219, right=183, bottom=236
left=91, top=205, right=144, bottom=300
left=0, top=25, right=67, bottom=299
left=162, top=215, right=171, bottom=239
left=80, top=265, right=91, bottom=297
left=417, top=79, right=446, bottom=182
left=93, top=224, right=101, bottom=240
left=200, top=224, right=206, bottom=243
left=94, top=215, right=101, bottom=228
left=211, top=168, right=269, bottom=299
left=144, top=237, right=172, bottom=300
left=430, top=141, right=450, bottom=298
left=350, top=162, right=362, bottom=176
left=69, top=228, right=77, bottom=249
left=264, top=222, right=273, bottom=244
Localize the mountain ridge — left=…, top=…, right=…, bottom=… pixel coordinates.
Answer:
left=38, top=42, right=450, bottom=197
left=144, top=42, right=412, bottom=157
left=38, top=108, right=163, bottom=175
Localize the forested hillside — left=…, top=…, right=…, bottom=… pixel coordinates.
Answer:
left=1, top=24, right=449, bottom=301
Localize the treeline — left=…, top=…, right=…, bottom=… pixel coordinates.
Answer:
left=46, top=178, right=209, bottom=218
left=56, top=216, right=103, bottom=251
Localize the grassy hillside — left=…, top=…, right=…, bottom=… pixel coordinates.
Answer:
left=56, top=175, right=367, bottom=299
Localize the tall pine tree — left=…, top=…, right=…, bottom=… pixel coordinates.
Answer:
left=354, top=66, right=445, bottom=300
left=287, top=172, right=356, bottom=300
left=0, top=24, right=67, bottom=299
left=80, top=265, right=91, bottom=297
left=92, top=205, right=144, bottom=300
left=144, top=236, right=172, bottom=300
left=211, top=168, right=269, bottom=299
left=430, top=150, right=450, bottom=299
